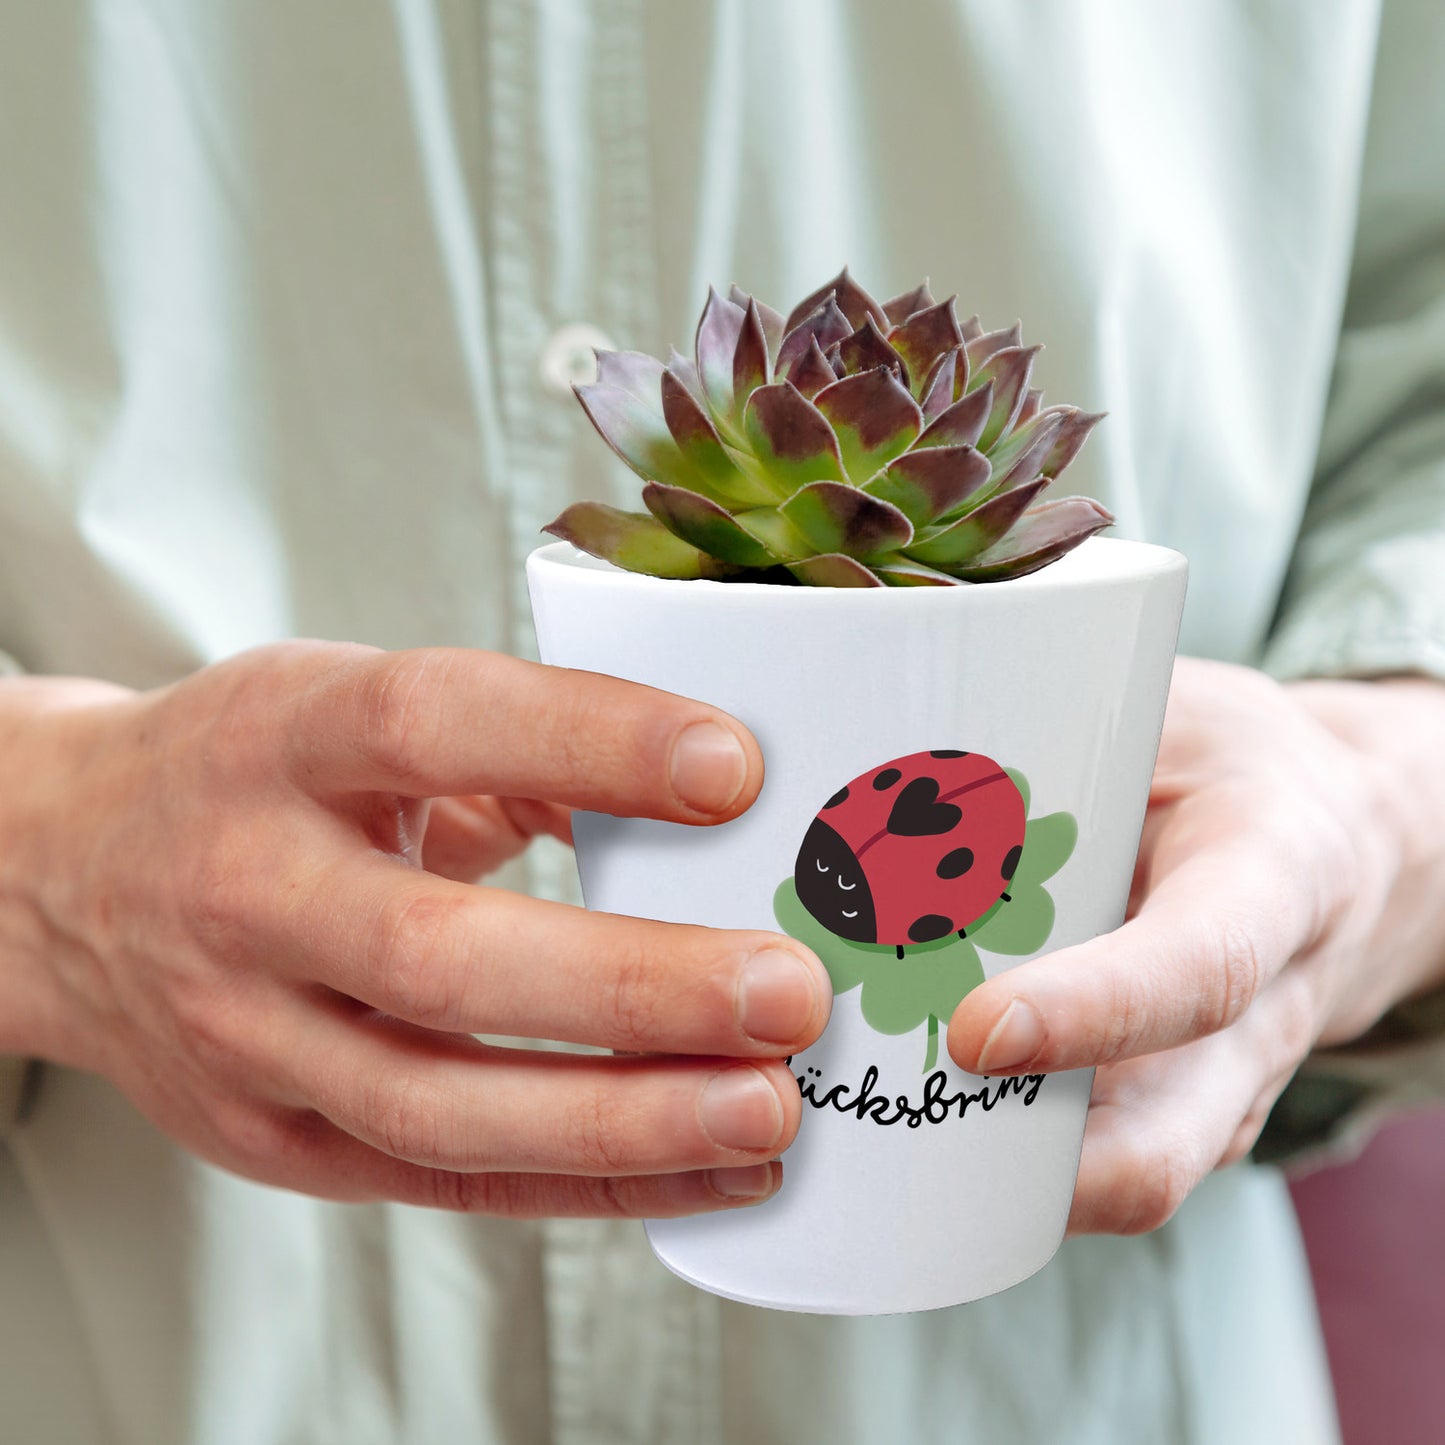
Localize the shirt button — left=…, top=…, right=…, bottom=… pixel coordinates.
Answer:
left=538, top=323, right=617, bottom=396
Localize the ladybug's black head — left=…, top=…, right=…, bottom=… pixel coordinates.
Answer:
left=794, top=816, right=877, bottom=944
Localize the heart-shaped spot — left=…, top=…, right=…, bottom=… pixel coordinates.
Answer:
left=886, top=776, right=962, bottom=836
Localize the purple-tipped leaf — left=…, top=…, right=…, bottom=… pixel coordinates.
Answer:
left=987, top=411, right=1066, bottom=491
left=728, top=285, right=785, bottom=359
left=732, top=299, right=770, bottom=413
left=813, top=367, right=923, bottom=483
left=741, top=381, right=846, bottom=495
left=965, top=322, right=1023, bottom=371
left=785, top=267, right=888, bottom=332
left=573, top=382, right=693, bottom=487
left=659, top=370, right=772, bottom=506
left=882, top=281, right=937, bottom=328
left=823, top=342, right=848, bottom=379
left=919, top=349, right=965, bottom=421
left=642, top=482, right=779, bottom=568
left=786, top=552, right=886, bottom=588
left=543, top=503, right=741, bottom=580
left=667, top=346, right=706, bottom=406
left=916, top=381, right=994, bottom=450
left=836, top=316, right=910, bottom=388
left=774, top=297, right=853, bottom=379
left=694, top=286, right=748, bottom=426
left=1015, top=388, right=1044, bottom=428
left=1043, top=409, right=1106, bottom=478
left=971, top=345, right=1041, bottom=452
left=907, top=478, right=1051, bottom=568
left=865, top=445, right=993, bottom=527
left=960, top=313, right=984, bottom=343
left=874, top=560, right=962, bottom=587
left=784, top=335, right=841, bottom=399
left=779, top=480, right=914, bottom=559
left=887, top=299, right=964, bottom=397
left=594, top=350, right=666, bottom=404
left=952, top=497, right=1115, bottom=581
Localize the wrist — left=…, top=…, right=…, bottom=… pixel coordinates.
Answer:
left=0, top=676, right=135, bottom=1062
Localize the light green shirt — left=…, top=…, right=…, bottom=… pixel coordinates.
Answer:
left=2, top=2, right=1442, bottom=1441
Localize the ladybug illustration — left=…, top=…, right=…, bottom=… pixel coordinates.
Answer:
left=794, top=750, right=1026, bottom=958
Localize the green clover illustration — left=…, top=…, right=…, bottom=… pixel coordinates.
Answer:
left=773, top=769, right=1077, bottom=1071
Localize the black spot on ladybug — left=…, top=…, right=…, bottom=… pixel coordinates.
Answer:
left=824, top=786, right=849, bottom=809
left=872, top=768, right=902, bottom=790
left=1001, top=845, right=1023, bottom=879
left=794, top=816, right=877, bottom=944
left=937, top=846, right=975, bottom=878
left=887, top=777, right=962, bottom=837
left=930, top=749, right=969, bottom=758
left=908, top=913, right=954, bottom=943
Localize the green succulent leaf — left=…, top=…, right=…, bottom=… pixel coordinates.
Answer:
left=785, top=267, right=889, bottom=332
left=785, top=552, right=886, bottom=587
left=972, top=344, right=1042, bottom=451
left=916, top=382, right=994, bottom=450
left=779, top=480, right=914, bottom=559
left=953, top=497, right=1115, bottom=581
left=987, top=410, right=1065, bottom=491
left=882, top=281, right=937, bottom=327
left=836, top=316, right=910, bottom=388
left=887, top=299, right=964, bottom=396
left=573, top=382, right=693, bottom=488
left=740, top=381, right=846, bottom=494
left=814, top=367, right=924, bottom=484
left=864, top=444, right=992, bottom=527
left=658, top=370, right=771, bottom=506
left=910, top=477, right=1050, bottom=568
left=1042, top=409, right=1106, bottom=479
left=641, top=482, right=780, bottom=567
left=695, top=287, right=747, bottom=430
left=543, top=503, right=742, bottom=579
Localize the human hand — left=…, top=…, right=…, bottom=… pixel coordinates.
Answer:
left=945, top=658, right=1445, bottom=1234
left=0, top=644, right=830, bottom=1216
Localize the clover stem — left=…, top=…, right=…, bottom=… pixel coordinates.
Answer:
left=923, top=1013, right=939, bottom=1074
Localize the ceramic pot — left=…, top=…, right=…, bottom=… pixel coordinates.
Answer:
left=527, top=536, right=1186, bottom=1313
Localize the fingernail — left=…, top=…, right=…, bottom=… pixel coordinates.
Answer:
left=737, top=948, right=823, bottom=1044
left=669, top=721, right=748, bottom=815
left=698, top=1067, right=785, bottom=1151
left=975, top=998, right=1046, bottom=1073
left=707, top=1162, right=778, bottom=1201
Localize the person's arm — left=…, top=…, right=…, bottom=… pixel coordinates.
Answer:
left=949, top=0, right=1445, bottom=1227
left=0, top=644, right=831, bottom=1215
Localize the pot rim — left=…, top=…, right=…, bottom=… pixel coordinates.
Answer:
left=527, top=535, right=1185, bottom=604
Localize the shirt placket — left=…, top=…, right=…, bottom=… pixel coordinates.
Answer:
left=480, top=1, right=724, bottom=1441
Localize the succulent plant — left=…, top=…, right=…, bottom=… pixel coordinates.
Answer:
left=545, top=269, right=1113, bottom=586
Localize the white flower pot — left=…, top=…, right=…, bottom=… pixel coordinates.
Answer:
left=527, top=536, right=1186, bottom=1313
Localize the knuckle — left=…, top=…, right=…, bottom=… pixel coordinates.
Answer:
left=351, top=652, right=452, bottom=791
left=371, top=888, right=473, bottom=1027
left=1208, top=915, right=1264, bottom=1034
left=212, top=1100, right=293, bottom=1173
left=366, top=1070, right=447, bottom=1165
left=601, top=942, right=664, bottom=1049
left=564, top=1086, right=634, bottom=1175
left=1120, top=1136, right=1198, bottom=1235
left=1271, top=979, right=1317, bottom=1070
